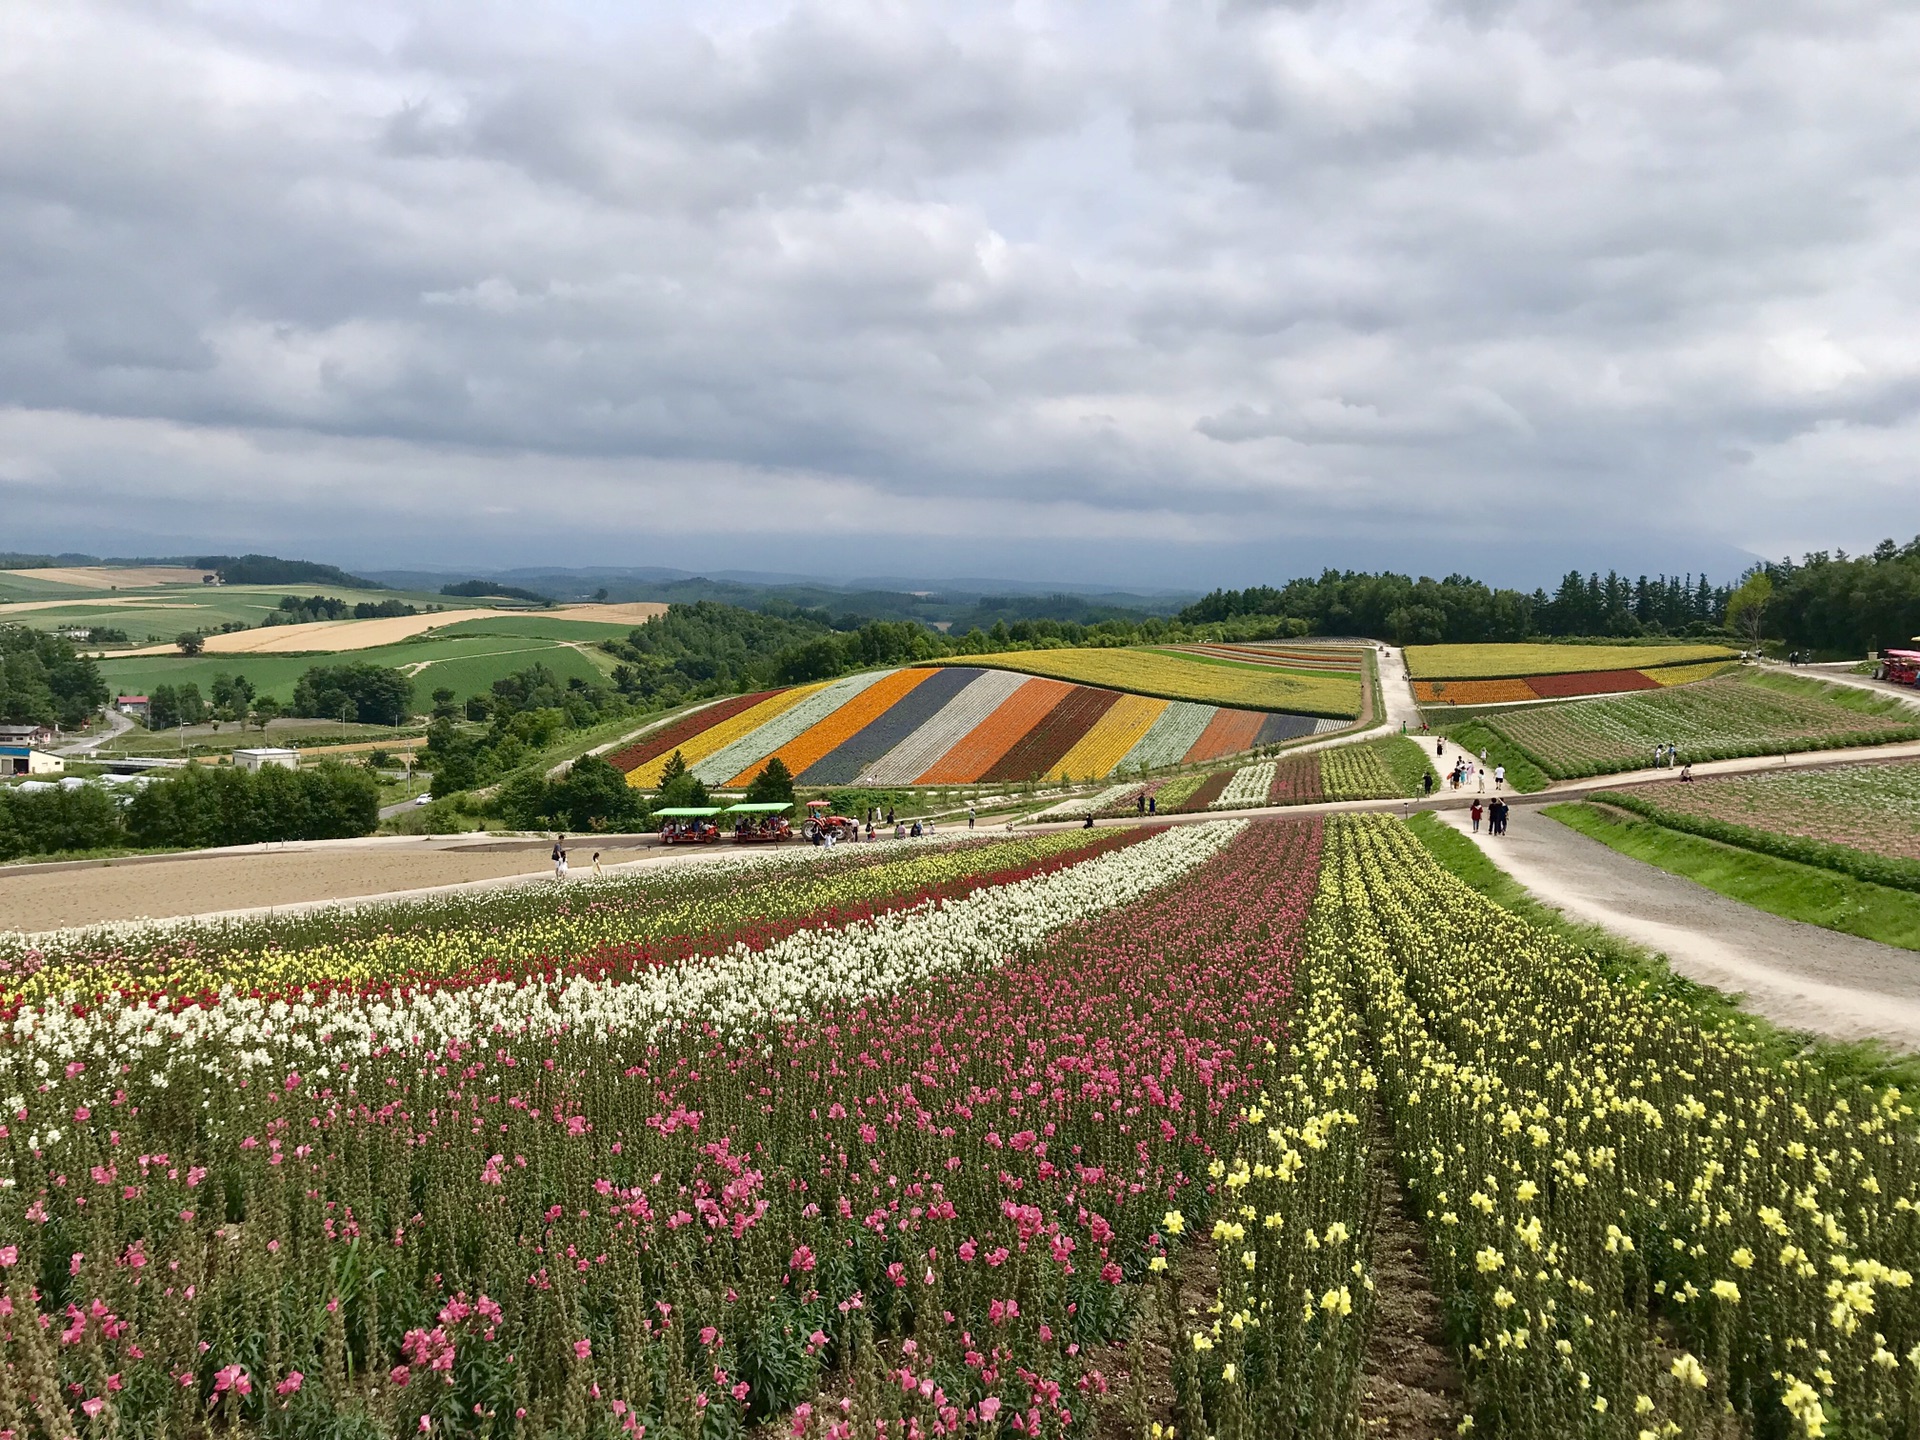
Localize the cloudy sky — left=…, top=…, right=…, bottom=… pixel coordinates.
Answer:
left=2, top=0, right=1916, bottom=590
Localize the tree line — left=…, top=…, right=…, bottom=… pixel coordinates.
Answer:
left=1759, top=537, right=1920, bottom=656
left=0, top=626, right=108, bottom=730
left=1180, top=569, right=1732, bottom=645
left=0, top=762, right=377, bottom=861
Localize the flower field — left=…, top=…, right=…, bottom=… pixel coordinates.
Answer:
left=1159, top=642, right=1366, bottom=676
left=939, top=648, right=1363, bottom=719
left=1414, top=663, right=1742, bottom=706
left=6, top=808, right=1920, bottom=1439
left=1405, top=643, right=1737, bottom=681
left=611, top=667, right=1338, bottom=789
left=1208, top=759, right=1275, bottom=810
left=1311, top=815, right=1920, bottom=1440
left=1607, top=760, right=1920, bottom=863
left=1474, top=674, right=1920, bottom=779
left=1147, top=736, right=1432, bottom=815
left=1591, top=759, right=1920, bottom=893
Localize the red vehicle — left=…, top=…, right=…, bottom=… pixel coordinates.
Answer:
left=733, top=817, right=794, bottom=843
left=1878, top=650, right=1920, bottom=687
left=804, top=814, right=859, bottom=843
left=657, top=808, right=725, bottom=845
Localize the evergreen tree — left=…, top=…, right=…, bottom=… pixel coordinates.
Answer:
left=745, top=757, right=796, bottom=807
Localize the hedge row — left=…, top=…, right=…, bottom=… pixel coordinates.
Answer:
left=1591, top=787, right=1920, bottom=896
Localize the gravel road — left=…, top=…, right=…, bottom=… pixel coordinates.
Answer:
left=1439, top=809, right=1920, bottom=1050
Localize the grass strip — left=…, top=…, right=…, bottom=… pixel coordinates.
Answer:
left=1402, top=810, right=1920, bottom=1090
left=1592, top=786, right=1920, bottom=895
left=1431, top=720, right=1550, bottom=792
left=1544, top=800, right=1920, bottom=954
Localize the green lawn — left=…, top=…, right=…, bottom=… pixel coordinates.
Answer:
left=1436, top=720, right=1551, bottom=792
left=435, top=616, right=641, bottom=643
left=1545, top=802, right=1920, bottom=953
left=97, top=632, right=614, bottom=708
left=4, top=583, right=460, bottom=641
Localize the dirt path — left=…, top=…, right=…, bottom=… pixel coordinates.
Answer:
left=0, top=838, right=676, bottom=931
left=1437, top=809, right=1920, bottom=1049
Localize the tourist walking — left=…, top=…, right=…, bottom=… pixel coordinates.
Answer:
left=968, top=804, right=976, bottom=829
left=590, top=850, right=602, bottom=877
left=1470, top=799, right=1483, bottom=833
left=551, top=834, right=568, bottom=880
left=1493, top=764, right=1505, bottom=790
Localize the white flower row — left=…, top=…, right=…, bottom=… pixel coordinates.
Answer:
left=691, top=670, right=891, bottom=785
left=8, top=822, right=1244, bottom=1091
left=1121, top=701, right=1216, bottom=771
left=1210, top=760, right=1277, bottom=810
left=1041, top=782, right=1146, bottom=819
left=858, top=669, right=1028, bottom=785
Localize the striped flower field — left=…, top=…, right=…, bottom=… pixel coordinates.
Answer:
left=614, top=664, right=1348, bottom=788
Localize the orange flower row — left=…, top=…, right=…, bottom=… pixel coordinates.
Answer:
left=724, top=668, right=937, bottom=788
left=916, top=676, right=1075, bottom=784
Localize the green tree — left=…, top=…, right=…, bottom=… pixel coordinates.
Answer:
left=0, top=784, right=124, bottom=860
left=125, top=761, right=377, bottom=848
left=1726, top=572, right=1774, bottom=653
left=744, top=756, right=796, bottom=807
left=147, top=684, right=178, bottom=730
left=290, top=662, right=414, bottom=725
left=656, top=750, right=710, bottom=809
left=0, top=624, right=107, bottom=728
left=175, top=632, right=204, bottom=655
left=209, top=672, right=255, bottom=719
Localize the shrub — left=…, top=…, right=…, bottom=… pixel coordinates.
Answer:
left=125, top=761, right=378, bottom=848
left=0, top=784, right=124, bottom=861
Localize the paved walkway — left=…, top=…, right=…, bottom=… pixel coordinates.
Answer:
left=53, top=707, right=133, bottom=756
left=1785, top=661, right=1920, bottom=712
left=1436, top=809, right=1920, bottom=1050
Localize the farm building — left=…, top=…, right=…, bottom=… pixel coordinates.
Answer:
left=0, top=745, right=64, bottom=778
left=0, top=722, right=57, bottom=745
left=116, top=695, right=150, bottom=719
left=233, top=747, right=299, bottom=772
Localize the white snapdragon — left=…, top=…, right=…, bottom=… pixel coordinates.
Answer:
left=9, top=822, right=1243, bottom=1090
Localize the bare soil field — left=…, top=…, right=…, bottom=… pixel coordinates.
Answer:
left=2, top=566, right=217, bottom=587
left=109, top=601, right=669, bottom=655
left=0, top=840, right=667, bottom=932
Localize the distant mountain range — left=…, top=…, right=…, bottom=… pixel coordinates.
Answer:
left=358, top=565, right=1196, bottom=626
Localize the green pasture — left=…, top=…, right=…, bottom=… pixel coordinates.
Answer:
left=436, top=615, right=642, bottom=642
left=1546, top=802, right=1920, bottom=953
left=97, top=632, right=614, bottom=709
left=1, top=583, right=462, bottom=640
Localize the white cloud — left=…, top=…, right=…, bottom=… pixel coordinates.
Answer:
left=1, top=0, right=1916, bottom=582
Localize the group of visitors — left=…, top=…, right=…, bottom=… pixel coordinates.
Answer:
left=549, top=835, right=604, bottom=879
left=1133, top=792, right=1159, bottom=815
left=1652, top=743, right=1683, bottom=769
left=1468, top=797, right=1512, bottom=835
left=1430, top=739, right=1503, bottom=793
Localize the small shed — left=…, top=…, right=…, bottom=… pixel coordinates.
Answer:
left=117, top=695, right=151, bottom=719
left=0, top=745, right=64, bottom=778
left=233, top=747, right=300, bottom=772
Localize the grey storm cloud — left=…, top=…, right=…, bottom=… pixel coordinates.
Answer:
left=0, top=0, right=1916, bottom=583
